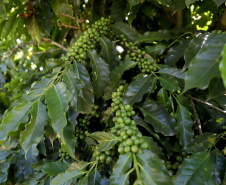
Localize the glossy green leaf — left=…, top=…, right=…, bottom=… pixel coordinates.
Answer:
left=137, top=150, right=174, bottom=185
left=104, top=60, right=137, bottom=100
left=143, top=136, right=164, bottom=159
left=46, top=82, right=76, bottom=158
left=144, top=45, right=166, bottom=58
left=165, top=40, right=189, bottom=66
left=175, top=104, right=194, bottom=148
left=50, top=169, right=86, bottom=185
left=0, top=150, right=15, bottom=160
left=212, top=0, right=225, bottom=6
left=0, top=154, right=15, bottom=183
left=0, top=101, right=33, bottom=141
left=174, top=152, right=214, bottom=185
left=27, top=15, right=44, bottom=43
left=157, top=88, right=169, bottom=104
left=159, top=75, right=180, bottom=92
left=211, top=150, right=226, bottom=184
left=88, top=168, right=101, bottom=185
left=185, top=0, right=197, bottom=7
left=207, top=78, right=226, bottom=100
left=136, top=101, right=176, bottom=136
left=127, top=4, right=140, bottom=25
left=135, top=30, right=174, bottom=44
left=110, top=153, right=132, bottom=185
left=100, top=37, right=120, bottom=71
left=157, top=0, right=173, bottom=6
left=185, top=133, right=216, bottom=153
left=219, top=44, right=226, bottom=88
left=71, top=62, right=94, bottom=114
left=88, top=132, right=119, bottom=151
left=50, top=0, right=73, bottom=25
left=123, top=74, right=153, bottom=105
left=3, top=9, right=19, bottom=37
left=111, top=22, right=141, bottom=43
left=158, top=67, right=186, bottom=80
left=20, top=101, right=48, bottom=159
left=183, top=34, right=226, bottom=93
left=41, top=161, right=70, bottom=177
left=87, top=50, right=110, bottom=98
left=46, top=82, right=72, bottom=134
left=134, top=116, right=155, bottom=135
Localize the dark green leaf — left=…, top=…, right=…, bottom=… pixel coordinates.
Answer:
left=185, top=133, right=216, bottom=153
left=0, top=154, right=15, bottom=183
left=157, top=0, right=173, bottom=6
left=20, top=101, right=48, bottom=159
left=88, top=132, right=119, bottom=151
left=3, top=9, right=19, bottom=37
left=183, top=34, right=226, bottom=92
left=41, top=161, right=70, bottom=176
left=211, top=150, right=226, bottom=184
left=136, top=101, right=176, bottom=136
left=111, top=22, right=141, bottom=43
left=128, top=4, right=140, bottom=25
left=99, top=37, right=120, bottom=71
left=220, top=44, right=226, bottom=88
left=185, top=0, right=197, bottom=7
left=144, top=45, right=167, bottom=58
left=173, top=0, right=186, bottom=10
left=104, top=60, right=137, bottom=100
left=111, top=0, right=127, bottom=21
left=128, top=0, right=140, bottom=8
left=157, top=88, right=169, bottom=104
left=0, top=102, right=33, bottom=141
left=27, top=15, right=44, bottom=43
left=88, top=168, right=101, bottom=185
left=158, top=67, right=186, bottom=80
left=50, top=0, right=73, bottom=25
left=165, top=40, right=189, bottom=66
left=134, top=116, right=155, bottom=135
left=123, top=74, right=153, bottom=105
left=87, top=50, right=110, bottom=98
left=212, top=0, right=225, bottom=6
left=71, top=62, right=94, bottom=114
left=207, top=78, right=226, bottom=100
left=50, top=169, right=86, bottom=185
left=46, top=82, right=76, bottom=158
left=159, top=75, right=180, bottom=92
left=175, top=104, right=194, bottom=148
left=174, top=152, right=214, bottom=185
left=143, top=136, right=164, bottom=158
left=110, top=153, right=132, bottom=185
left=137, top=150, right=174, bottom=185
left=135, top=30, right=174, bottom=44
left=0, top=150, right=15, bottom=160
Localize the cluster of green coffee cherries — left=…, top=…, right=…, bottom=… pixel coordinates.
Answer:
left=120, top=35, right=158, bottom=73
left=92, top=105, right=101, bottom=118
left=59, top=149, right=70, bottom=160
left=110, top=84, right=149, bottom=154
left=166, top=154, right=184, bottom=176
left=93, top=145, right=116, bottom=164
left=75, top=115, right=90, bottom=147
left=61, top=17, right=114, bottom=63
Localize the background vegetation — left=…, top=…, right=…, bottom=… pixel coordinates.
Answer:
left=0, top=0, right=226, bottom=184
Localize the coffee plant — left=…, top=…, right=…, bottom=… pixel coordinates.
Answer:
left=0, top=0, right=226, bottom=184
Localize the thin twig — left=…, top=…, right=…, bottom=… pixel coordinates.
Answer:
left=191, top=97, right=226, bottom=114
left=60, top=12, right=84, bottom=23
left=61, top=28, right=71, bottom=45
left=0, top=41, right=34, bottom=57
left=32, top=48, right=61, bottom=55
left=190, top=98, right=202, bottom=135
left=58, top=22, right=82, bottom=30
left=42, top=38, right=68, bottom=51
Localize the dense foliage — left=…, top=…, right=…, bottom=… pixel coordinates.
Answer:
left=0, top=0, right=226, bottom=184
